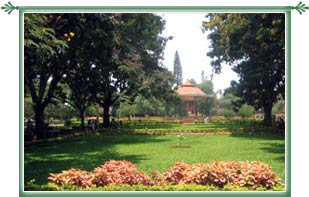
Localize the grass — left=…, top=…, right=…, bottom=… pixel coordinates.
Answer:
left=24, top=133, right=285, bottom=187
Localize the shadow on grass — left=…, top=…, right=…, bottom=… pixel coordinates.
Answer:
left=259, top=142, right=285, bottom=162
left=230, top=133, right=285, bottom=141
left=230, top=133, right=285, bottom=163
left=24, top=134, right=170, bottom=185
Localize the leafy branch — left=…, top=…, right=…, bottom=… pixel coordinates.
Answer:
left=1, top=1, right=18, bottom=15
left=292, top=1, right=309, bottom=15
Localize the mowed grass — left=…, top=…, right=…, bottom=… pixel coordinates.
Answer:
left=24, top=133, right=285, bottom=186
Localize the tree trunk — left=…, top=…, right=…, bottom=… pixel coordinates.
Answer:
left=263, top=104, right=273, bottom=126
left=34, top=105, right=46, bottom=140
left=80, top=109, right=85, bottom=131
left=103, top=104, right=110, bottom=128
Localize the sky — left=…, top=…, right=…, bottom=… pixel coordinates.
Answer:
left=160, top=13, right=239, bottom=94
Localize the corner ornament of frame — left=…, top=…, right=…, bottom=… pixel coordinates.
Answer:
left=1, top=1, right=19, bottom=15
left=292, top=1, right=309, bottom=14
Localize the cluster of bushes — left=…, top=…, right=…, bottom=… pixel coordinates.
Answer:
left=48, top=160, right=149, bottom=187
left=48, top=160, right=282, bottom=191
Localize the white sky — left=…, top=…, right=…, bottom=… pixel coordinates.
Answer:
left=160, top=13, right=239, bottom=93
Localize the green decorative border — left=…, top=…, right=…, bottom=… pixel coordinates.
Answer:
left=10, top=1, right=296, bottom=197
left=2, top=1, right=309, bottom=14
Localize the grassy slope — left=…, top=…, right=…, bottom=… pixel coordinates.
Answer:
left=24, top=134, right=285, bottom=186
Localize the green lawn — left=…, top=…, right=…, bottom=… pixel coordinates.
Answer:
left=24, top=133, right=285, bottom=186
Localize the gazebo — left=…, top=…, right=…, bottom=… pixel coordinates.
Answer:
left=176, top=80, right=211, bottom=117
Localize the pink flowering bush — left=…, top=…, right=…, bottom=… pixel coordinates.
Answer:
left=48, top=160, right=281, bottom=189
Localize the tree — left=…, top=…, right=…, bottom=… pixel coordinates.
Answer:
left=173, top=50, right=183, bottom=88
left=204, top=14, right=285, bottom=126
left=238, top=104, right=255, bottom=118
left=218, top=93, right=240, bottom=117
left=59, top=14, right=98, bottom=130
left=201, top=70, right=207, bottom=82
left=82, top=14, right=169, bottom=127
left=24, top=14, right=68, bottom=139
left=197, top=80, right=215, bottom=116
left=119, top=102, right=137, bottom=120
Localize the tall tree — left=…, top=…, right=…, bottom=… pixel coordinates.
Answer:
left=204, top=14, right=285, bottom=126
left=173, top=50, right=183, bottom=88
left=24, top=14, right=68, bottom=139
left=201, top=70, right=206, bottom=82
left=81, top=14, right=169, bottom=127
left=60, top=14, right=98, bottom=130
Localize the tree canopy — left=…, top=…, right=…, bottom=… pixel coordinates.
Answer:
left=204, top=13, right=285, bottom=126
left=24, top=13, right=175, bottom=136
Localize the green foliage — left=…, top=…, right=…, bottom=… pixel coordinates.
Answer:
left=218, top=93, right=239, bottom=110
left=219, top=109, right=236, bottom=118
left=119, top=102, right=137, bottom=118
left=173, top=50, right=183, bottom=88
left=238, top=104, right=254, bottom=118
left=24, top=13, right=176, bottom=130
left=24, top=14, right=70, bottom=139
left=196, top=80, right=215, bottom=116
left=272, top=99, right=285, bottom=114
left=25, top=182, right=284, bottom=191
left=134, top=95, right=165, bottom=116
left=204, top=14, right=285, bottom=126
left=217, top=93, right=240, bottom=117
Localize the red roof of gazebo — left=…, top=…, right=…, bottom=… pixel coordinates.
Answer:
left=176, top=80, right=208, bottom=98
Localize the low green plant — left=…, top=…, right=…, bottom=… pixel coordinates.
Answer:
left=25, top=182, right=285, bottom=191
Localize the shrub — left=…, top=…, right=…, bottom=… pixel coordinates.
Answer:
left=48, top=160, right=282, bottom=190
left=26, top=183, right=284, bottom=191
left=48, top=168, right=94, bottom=187
left=49, top=160, right=149, bottom=188
left=162, top=161, right=281, bottom=189
left=93, top=160, right=149, bottom=186
left=238, top=104, right=254, bottom=118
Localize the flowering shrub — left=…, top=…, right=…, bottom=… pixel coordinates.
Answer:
left=162, top=161, right=281, bottom=189
left=93, top=160, right=149, bottom=186
left=48, top=160, right=281, bottom=190
left=48, top=168, right=94, bottom=187
left=49, top=160, right=149, bottom=187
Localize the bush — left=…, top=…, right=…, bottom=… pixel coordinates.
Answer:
left=238, top=104, right=254, bottom=118
left=26, top=183, right=285, bottom=191
left=92, top=160, right=149, bottom=186
left=48, top=160, right=282, bottom=190
left=49, top=160, right=149, bottom=188
left=48, top=168, right=94, bottom=187
left=162, top=161, right=281, bottom=189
